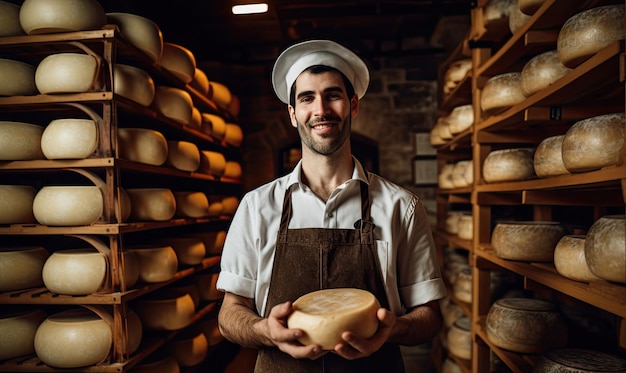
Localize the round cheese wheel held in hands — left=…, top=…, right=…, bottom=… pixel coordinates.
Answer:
left=287, top=288, right=381, bottom=350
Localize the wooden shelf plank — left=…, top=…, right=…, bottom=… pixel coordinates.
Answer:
left=476, top=41, right=624, bottom=132
left=0, top=217, right=231, bottom=235
left=475, top=166, right=626, bottom=194
left=475, top=247, right=626, bottom=318
left=474, top=319, right=538, bottom=373
left=0, top=256, right=221, bottom=305
left=0, top=301, right=220, bottom=372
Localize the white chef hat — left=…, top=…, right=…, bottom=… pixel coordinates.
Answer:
left=271, top=39, right=370, bottom=104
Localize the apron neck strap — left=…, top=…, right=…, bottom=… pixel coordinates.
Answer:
left=278, top=178, right=372, bottom=243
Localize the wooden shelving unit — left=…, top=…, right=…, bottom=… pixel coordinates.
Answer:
left=0, top=27, right=242, bottom=371
left=434, top=0, right=626, bottom=372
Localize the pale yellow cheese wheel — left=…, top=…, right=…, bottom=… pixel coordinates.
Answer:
left=457, top=214, right=474, bottom=241
left=188, top=106, right=202, bottom=130
left=508, top=3, right=531, bottom=34
left=0, top=121, right=44, bottom=160
left=0, top=1, right=25, bottom=37
left=0, top=58, right=37, bottom=96
left=190, top=68, right=210, bottom=97
left=520, top=50, right=572, bottom=97
left=561, top=112, right=625, bottom=172
left=481, top=72, right=526, bottom=112
left=117, top=128, right=168, bottom=166
left=157, top=42, right=196, bottom=84
left=220, top=196, right=239, bottom=216
left=557, top=5, right=625, bottom=68
left=173, top=191, right=209, bottom=219
left=444, top=59, right=472, bottom=85
left=223, top=161, right=242, bottom=179
left=484, top=0, right=515, bottom=25
left=534, top=135, right=569, bottom=178
left=429, top=121, right=446, bottom=146
left=201, top=112, right=226, bottom=140
left=126, top=188, right=176, bottom=222
left=199, top=150, right=226, bottom=177
left=439, top=121, right=453, bottom=141
left=482, top=148, right=536, bottom=183
left=438, top=164, right=455, bottom=189
left=113, top=63, right=155, bottom=107
left=288, top=288, right=380, bottom=350
left=553, top=235, right=602, bottom=282
left=224, top=123, right=244, bottom=147
left=165, top=140, right=200, bottom=172
left=167, top=236, right=206, bottom=266
left=209, top=81, right=232, bottom=109
left=447, top=105, right=474, bottom=135
left=447, top=316, right=471, bottom=360
left=451, top=161, right=471, bottom=188
left=152, top=86, right=193, bottom=125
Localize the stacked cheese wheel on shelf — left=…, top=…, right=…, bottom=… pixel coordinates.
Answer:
left=520, top=50, right=572, bottom=97
left=480, top=72, right=526, bottom=113
left=557, top=5, right=625, bottom=69
left=442, top=59, right=472, bottom=97
left=482, top=148, right=535, bottom=183
left=561, top=112, right=625, bottom=173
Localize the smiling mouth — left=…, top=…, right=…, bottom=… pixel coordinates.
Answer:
left=311, top=122, right=335, bottom=130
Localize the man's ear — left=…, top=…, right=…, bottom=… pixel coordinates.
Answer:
left=351, top=95, right=359, bottom=118
left=288, top=105, right=298, bottom=128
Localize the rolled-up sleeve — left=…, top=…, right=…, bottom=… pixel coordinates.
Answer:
left=397, top=196, right=447, bottom=309
left=216, top=194, right=258, bottom=299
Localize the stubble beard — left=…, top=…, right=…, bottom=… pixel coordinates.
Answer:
left=297, top=114, right=351, bottom=156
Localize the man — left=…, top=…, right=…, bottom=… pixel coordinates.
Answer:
left=216, top=39, right=446, bottom=372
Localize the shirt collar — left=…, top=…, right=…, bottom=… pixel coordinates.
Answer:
left=286, top=156, right=370, bottom=191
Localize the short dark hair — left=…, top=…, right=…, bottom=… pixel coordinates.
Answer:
left=289, top=65, right=356, bottom=107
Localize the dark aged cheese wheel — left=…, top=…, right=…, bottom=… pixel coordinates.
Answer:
left=491, top=221, right=565, bottom=262
left=533, top=348, right=626, bottom=373
left=534, top=135, right=569, bottom=178
left=561, top=113, right=625, bottom=172
left=519, top=0, right=546, bottom=15
left=585, top=215, right=626, bottom=284
left=287, top=288, right=380, bottom=350
left=482, top=148, right=536, bottom=183
left=557, top=5, right=625, bottom=68
left=486, top=298, right=568, bottom=354
left=480, top=72, right=526, bottom=112
left=521, top=50, right=572, bottom=97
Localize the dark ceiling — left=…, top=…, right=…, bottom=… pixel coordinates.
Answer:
left=100, top=0, right=473, bottom=68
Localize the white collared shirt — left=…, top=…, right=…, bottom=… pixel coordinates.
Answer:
left=216, top=157, right=446, bottom=316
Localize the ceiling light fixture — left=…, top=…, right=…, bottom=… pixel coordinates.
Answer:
left=232, top=3, right=268, bottom=15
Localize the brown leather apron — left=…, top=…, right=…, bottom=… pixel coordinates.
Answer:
left=254, top=181, right=405, bottom=373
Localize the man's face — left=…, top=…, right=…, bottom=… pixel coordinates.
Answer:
left=288, top=70, right=358, bottom=156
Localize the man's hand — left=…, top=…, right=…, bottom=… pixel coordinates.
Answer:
left=332, top=308, right=396, bottom=360
left=266, top=301, right=328, bottom=360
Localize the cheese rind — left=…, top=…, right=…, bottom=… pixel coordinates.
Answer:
left=287, top=288, right=380, bottom=350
